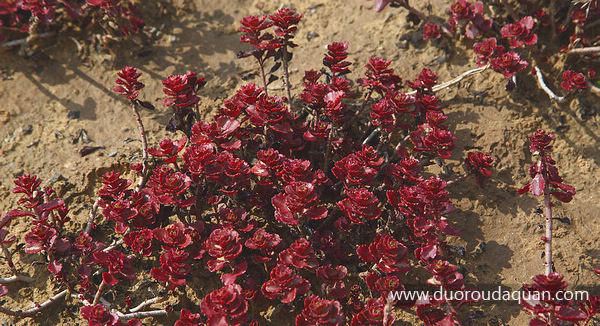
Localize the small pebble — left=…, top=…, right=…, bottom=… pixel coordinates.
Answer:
left=44, top=173, right=66, bottom=187
left=26, top=140, right=39, bottom=148
left=108, top=151, right=118, bottom=157
left=306, top=31, right=319, bottom=41
left=22, top=124, right=33, bottom=135
left=472, top=241, right=486, bottom=257
left=0, top=110, right=9, bottom=124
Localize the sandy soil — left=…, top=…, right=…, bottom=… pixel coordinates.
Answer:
left=0, top=0, right=599, bottom=325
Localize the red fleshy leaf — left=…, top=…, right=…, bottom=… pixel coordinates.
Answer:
left=551, top=191, right=573, bottom=203
left=207, top=259, right=229, bottom=272
left=47, top=259, right=62, bottom=276
left=530, top=173, right=545, bottom=196
left=357, top=244, right=376, bottom=262
left=103, top=272, right=119, bottom=286
left=555, top=306, right=587, bottom=321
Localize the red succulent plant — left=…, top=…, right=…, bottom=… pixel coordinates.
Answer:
left=162, top=72, right=205, bottom=108
left=337, top=187, right=382, bottom=224
left=272, top=181, right=328, bottom=225
left=473, top=37, right=499, bottom=66
left=203, top=228, right=243, bottom=272
left=296, top=295, right=345, bottom=326
left=422, top=23, right=441, bottom=40
left=153, top=221, right=192, bottom=249
left=279, top=238, right=319, bottom=270
left=464, top=151, right=494, bottom=187
left=93, top=250, right=136, bottom=286
left=150, top=248, right=190, bottom=291
left=201, top=283, right=248, bottom=326
left=501, top=16, right=537, bottom=48
left=518, top=130, right=576, bottom=203
left=113, top=66, right=144, bottom=100
left=123, top=229, right=153, bottom=256
left=148, top=137, right=187, bottom=163
left=350, top=297, right=395, bottom=326
left=332, top=153, right=379, bottom=186
left=561, top=70, right=587, bottom=91
left=489, top=51, right=528, bottom=78
left=357, top=232, right=410, bottom=274
left=323, top=42, right=351, bottom=74
left=261, top=264, right=311, bottom=303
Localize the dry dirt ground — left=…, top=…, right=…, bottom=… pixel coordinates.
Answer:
left=0, top=0, right=599, bottom=325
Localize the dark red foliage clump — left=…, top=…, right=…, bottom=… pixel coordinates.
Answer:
left=162, top=72, right=205, bottom=108
left=332, top=152, right=379, bottom=186
left=93, top=250, right=136, bottom=286
left=422, top=23, right=441, bottom=40
left=473, top=37, right=499, bottom=67
left=296, top=295, right=345, bottom=326
left=272, top=181, right=328, bottom=225
left=200, top=283, right=249, bottom=326
left=350, top=298, right=395, bottom=326
left=464, top=151, right=494, bottom=187
left=489, top=50, right=528, bottom=78
left=81, top=304, right=121, bottom=326
left=123, top=229, right=153, bottom=256
left=501, top=16, right=537, bottom=48
left=357, top=232, right=410, bottom=274
left=337, top=187, right=382, bottom=224
left=175, top=308, right=202, bottom=326
left=518, top=130, right=576, bottom=203
left=261, top=264, right=311, bottom=303
left=203, top=228, right=243, bottom=272
left=113, top=66, right=144, bottom=100
left=269, top=7, right=302, bottom=38
left=279, top=238, right=319, bottom=270
left=151, top=248, right=190, bottom=291
left=561, top=70, right=587, bottom=91
left=148, top=137, right=187, bottom=163
left=323, top=42, right=351, bottom=74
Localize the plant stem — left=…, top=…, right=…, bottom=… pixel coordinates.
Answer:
left=588, top=81, right=600, bottom=95
left=568, top=46, right=600, bottom=54
left=543, top=171, right=553, bottom=276
left=322, top=125, right=335, bottom=173
left=0, top=239, right=34, bottom=283
left=258, top=59, right=269, bottom=97
left=447, top=172, right=471, bottom=186
left=399, top=2, right=453, bottom=38
left=0, top=241, right=19, bottom=277
left=129, top=296, right=165, bottom=313
left=131, top=101, right=149, bottom=177
left=18, top=16, right=39, bottom=56
left=362, top=127, right=380, bottom=146
left=93, top=280, right=106, bottom=306
left=85, top=198, right=100, bottom=234
left=406, top=65, right=489, bottom=95
left=0, top=32, right=55, bottom=48
left=0, top=289, right=67, bottom=317
left=118, top=309, right=168, bottom=320
left=534, top=67, right=565, bottom=102
left=344, top=89, right=373, bottom=130
left=281, top=45, right=293, bottom=111
left=0, top=274, right=35, bottom=283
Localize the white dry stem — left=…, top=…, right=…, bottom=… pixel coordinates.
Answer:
left=568, top=46, right=600, bottom=55
left=407, top=64, right=489, bottom=95
left=534, top=67, right=565, bottom=102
